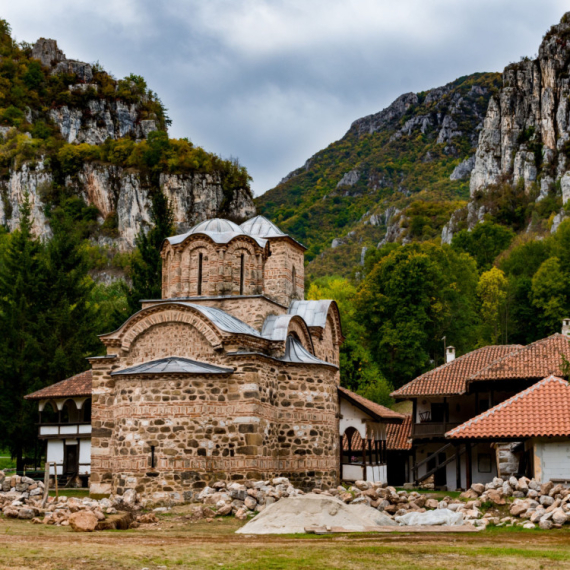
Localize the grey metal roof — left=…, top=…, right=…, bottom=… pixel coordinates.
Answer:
left=240, top=215, right=285, bottom=238
left=165, top=218, right=267, bottom=248
left=111, top=357, right=233, bottom=376
left=288, top=300, right=333, bottom=329
left=261, top=314, right=296, bottom=341
left=282, top=336, right=334, bottom=366
left=180, top=303, right=264, bottom=338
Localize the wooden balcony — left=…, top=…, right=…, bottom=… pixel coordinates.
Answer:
left=411, top=421, right=461, bottom=439
left=38, top=423, right=92, bottom=439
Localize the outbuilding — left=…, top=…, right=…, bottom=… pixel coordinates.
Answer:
left=24, top=370, right=93, bottom=486
left=446, top=375, right=570, bottom=484
left=339, top=386, right=404, bottom=484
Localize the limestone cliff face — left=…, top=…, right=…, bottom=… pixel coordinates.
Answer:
left=470, top=17, right=570, bottom=197
left=33, top=39, right=159, bottom=144
left=0, top=161, right=255, bottom=249
left=442, top=14, right=570, bottom=242
left=0, top=38, right=255, bottom=247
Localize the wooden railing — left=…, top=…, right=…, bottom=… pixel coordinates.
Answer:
left=38, top=423, right=92, bottom=438
left=411, top=421, right=461, bottom=438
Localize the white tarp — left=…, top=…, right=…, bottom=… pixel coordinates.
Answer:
left=395, top=508, right=464, bottom=526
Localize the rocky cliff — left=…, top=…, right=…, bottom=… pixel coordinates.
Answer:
left=442, top=14, right=570, bottom=242
left=0, top=30, right=255, bottom=249
left=0, top=160, right=254, bottom=248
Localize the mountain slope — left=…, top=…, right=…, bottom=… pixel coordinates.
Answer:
left=256, top=72, right=500, bottom=278
left=0, top=23, right=254, bottom=250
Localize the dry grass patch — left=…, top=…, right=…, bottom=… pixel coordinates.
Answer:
left=1, top=515, right=570, bottom=569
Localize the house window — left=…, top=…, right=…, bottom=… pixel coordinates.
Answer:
left=478, top=453, right=492, bottom=473
left=150, top=446, right=156, bottom=469
left=240, top=253, right=245, bottom=295
left=198, top=253, right=203, bottom=295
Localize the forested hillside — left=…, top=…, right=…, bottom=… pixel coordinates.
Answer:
left=257, top=72, right=501, bottom=278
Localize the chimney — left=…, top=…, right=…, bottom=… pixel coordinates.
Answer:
left=446, top=346, right=456, bottom=363
left=563, top=319, right=570, bottom=337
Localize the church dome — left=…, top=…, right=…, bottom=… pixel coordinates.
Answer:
left=240, top=215, right=285, bottom=238
left=189, top=218, right=242, bottom=234
left=165, top=217, right=267, bottom=247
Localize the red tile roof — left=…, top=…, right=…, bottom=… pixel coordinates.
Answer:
left=391, top=345, right=522, bottom=398
left=25, top=370, right=92, bottom=400
left=386, top=414, right=412, bottom=450
left=446, top=376, right=570, bottom=439
left=339, top=386, right=404, bottom=422
left=467, top=334, right=570, bottom=384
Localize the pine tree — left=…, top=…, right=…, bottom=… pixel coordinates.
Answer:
left=0, top=195, right=46, bottom=470
left=41, top=204, right=99, bottom=384
left=126, top=190, right=174, bottom=314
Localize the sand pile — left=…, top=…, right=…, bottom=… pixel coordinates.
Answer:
left=236, top=493, right=396, bottom=534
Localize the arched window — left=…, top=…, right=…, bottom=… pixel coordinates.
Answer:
left=239, top=253, right=245, bottom=295
left=82, top=399, right=92, bottom=423
left=198, top=252, right=203, bottom=295
left=291, top=265, right=296, bottom=298
left=41, top=401, right=59, bottom=424
left=61, top=399, right=79, bottom=423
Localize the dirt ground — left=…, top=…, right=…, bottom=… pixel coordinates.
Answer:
left=2, top=510, right=570, bottom=570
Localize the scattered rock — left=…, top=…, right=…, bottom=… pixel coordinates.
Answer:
left=69, top=511, right=98, bottom=532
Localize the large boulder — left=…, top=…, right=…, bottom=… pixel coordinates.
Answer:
left=487, top=490, right=506, bottom=505
left=236, top=494, right=396, bottom=534
left=471, top=484, right=485, bottom=495
left=552, top=508, right=568, bottom=525
left=69, top=511, right=98, bottom=532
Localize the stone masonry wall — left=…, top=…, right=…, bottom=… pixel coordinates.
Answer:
left=162, top=236, right=265, bottom=299
left=90, top=338, right=339, bottom=503
left=263, top=239, right=305, bottom=307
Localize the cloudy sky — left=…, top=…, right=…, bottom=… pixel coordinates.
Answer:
left=4, top=1, right=569, bottom=195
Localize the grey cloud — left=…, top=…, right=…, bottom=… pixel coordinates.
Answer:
left=3, top=0, right=569, bottom=194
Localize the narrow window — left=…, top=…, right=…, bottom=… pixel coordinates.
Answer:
left=198, top=253, right=203, bottom=295
left=291, top=265, right=296, bottom=297
left=239, top=253, right=245, bottom=295
left=150, top=445, right=156, bottom=469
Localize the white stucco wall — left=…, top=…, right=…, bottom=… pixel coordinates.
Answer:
left=340, top=399, right=369, bottom=438
left=47, top=440, right=64, bottom=475
left=79, top=438, right=91, bottom=474
left=533, top=439, right=570, bottom=483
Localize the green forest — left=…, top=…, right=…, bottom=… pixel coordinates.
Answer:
left=309, top=219, right=570, bottom=407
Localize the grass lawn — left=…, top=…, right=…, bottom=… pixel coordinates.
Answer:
left=1, top=512, right=570, bottom=570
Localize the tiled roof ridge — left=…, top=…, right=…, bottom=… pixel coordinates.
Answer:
left=466, top=333, right=567, bottom=383
left=446, top=374, right=568, bottom=438
left=339, top=386, right=404, bottom=420
left=391, top=344, right=522, bottom=397
left=25, top=369, right=93, bottom=400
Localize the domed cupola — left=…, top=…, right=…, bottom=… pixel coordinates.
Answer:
left=190, top=218, right=242, bottom=235
left=240, top=215, right=285, bottom=238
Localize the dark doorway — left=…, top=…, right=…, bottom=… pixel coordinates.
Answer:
left=64, top=444, right=79, bottom=474
left=427, top=452, right=447, bottom=488
left=431, top=403, right=447, bottom=423
left=387, top=451, right=408, bottom=486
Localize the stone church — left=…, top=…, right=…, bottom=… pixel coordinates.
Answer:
left=88, top=215, right=344, bottom=502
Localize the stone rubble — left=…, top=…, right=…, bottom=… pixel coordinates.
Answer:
left=1, top=470, right=568, bottom=531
